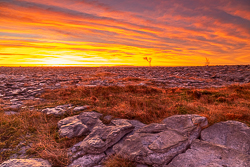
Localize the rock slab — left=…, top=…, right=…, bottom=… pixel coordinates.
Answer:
left=58, top=111, right=103, bottom=139
left=166, top=139, right=250, bottom=167
left=0, top=158, right=51, bottom=167
left=113, top=114, right=208, bottom=166
left=201, top=120, right=250, bottom=155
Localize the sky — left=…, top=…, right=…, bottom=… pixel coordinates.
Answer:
left=0, top=0, right=250, bottom=66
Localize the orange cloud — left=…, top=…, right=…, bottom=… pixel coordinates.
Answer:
left=0, top=0, right=249, bottom=66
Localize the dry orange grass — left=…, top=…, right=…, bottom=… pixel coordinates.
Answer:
left=1, top=83, right=250, bottom=166
left=104, top=155, right=136, bottom=167
left=0, top=110, right=85, bottom=166
left=40, top=84, right=250, bottom=125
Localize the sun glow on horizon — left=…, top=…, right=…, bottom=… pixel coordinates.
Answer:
left=0, top=0, right=249, bottom=66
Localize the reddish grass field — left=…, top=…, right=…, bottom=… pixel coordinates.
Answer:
left=1, top=84, right=250, bottom=166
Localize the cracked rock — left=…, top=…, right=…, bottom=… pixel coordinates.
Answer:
left=113, top=115, right=208, bottom=166
left=201, top=120, right=250, bottom=155
left=166, top=139, right=250, bottom=167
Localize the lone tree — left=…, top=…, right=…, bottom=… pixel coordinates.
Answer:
left=143, top=57, right=152, bottom=66
left=205, top=57, right=210, bottom=66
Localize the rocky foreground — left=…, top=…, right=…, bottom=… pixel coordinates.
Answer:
left=1, top=109, right=250, bottom=167
left=1, top=66, right=250, bottom=166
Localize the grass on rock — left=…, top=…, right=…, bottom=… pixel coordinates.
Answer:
left=0, top=84, right=250, bottom=166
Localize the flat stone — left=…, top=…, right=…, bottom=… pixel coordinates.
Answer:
left=58, top=115, right=79, bottom=128
left=58, top=112, right=104, bottom=139
left=79, top=119, right=134, bottom=154
left=77, top=111, right=103, bottom=130
left=9, top=104, right=22, bottom=110
left=0, top=158, right=51, bottom=167
left=73, top=105, right=90, bottom=112
left=59, top=119, right=88, bottom=138
left=201, top=120, right=250, bottom=155
left=113, top=115, right=208, bottom=166
left=166, top=139, right=250, bottom=167
left=42, top=107, right=65, bottom=116
left=161, top=114, right=208, bottom=131
left=4, top=111, right=18, bottom=115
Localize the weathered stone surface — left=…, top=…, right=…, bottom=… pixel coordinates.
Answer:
left=58, top=115, right=79, bottom=128
left=161, top=114, right=208, bottom=131
left=73, top=105, right=90, bottom=112
left=75, top=119, right=134, bottom=156
left=42, top=107, right=66, bottom=116
left=104, top=119, right=146, bottom=156
left=113, top=115, right=208, bottom=166
left=68, top=153, right=105, bottom=167
left=166, top=139, right=250, bottom=167
left=59, top=119, right=88, bottom=138
left=77, top=111, right=103, bottom=131
left=58, top=111, right=103, bottom=138
left=0, top=66, right=250, bottom=104
left=102, top=115, right=113, bottom=123
left=201, top=120, right=250, bottom=154
left=41, top=104, right=72, bottom=116
left=0, top=158, right=51, bottom=167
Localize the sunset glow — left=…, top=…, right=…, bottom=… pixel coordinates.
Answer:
left=0, top=0, right=250, bottom=66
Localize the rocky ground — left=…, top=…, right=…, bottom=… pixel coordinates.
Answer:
left=1, top=65, right=250, bottom=113
left=1, top=65, right=250, bottom=98
left=1, top=111, right=250, bottom=167
left=0, top=65, right=250, bottom=166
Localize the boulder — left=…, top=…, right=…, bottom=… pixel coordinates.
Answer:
left=68, top=153, right=105, bottom=167
left=113, top=115, right=208, bottom=166
left=0, top=158, right=51, bottom=167
left=105, top=119, right=146, bottom=156
left=70, top=119, right=134, bottom=160
left=58, top=111, right=103, bottom=138
left=166, top=139, right=250, bottom=167
left=161, top=114, right=208, bottom=131
left=59, top=119, right=88, bottom=138
left=201, top=120, right=250, bottom=155
left=77, top=111, right=104, bottom=130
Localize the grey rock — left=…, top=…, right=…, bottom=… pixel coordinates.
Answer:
left=41, top=104, right=73, bottom=116
left=76, top=119, right=134, bottom=155
left=59, top=119, right=88, bottom=138
left=104, top=119, right=146, bottom=156
left=58, top=115, right=79, bottom=128
left=68, top=153, right=106, bottom=167
left=166, top=139, right=250, bottom=167
left=103, top=115, right=113, bottom=123
left=9, top=104, right=22, bottom=110
left=42, top=107, right=66, bottom=116
left=58, top=111, right=103, bottom=139
left=73, top=105, right=90, bottom=112
left=128, top=120, right=146, bottom=132
left=201, top=120, right=250, bottom=154
left=113, top=115, right=208, bottom=166
left=77, top=111, right=103, bottom=131
left=4, top=111, right=18, bottom=115
left=0, top=158, right=51, bottom=167
left=161, top=114, right=208, bottom=131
